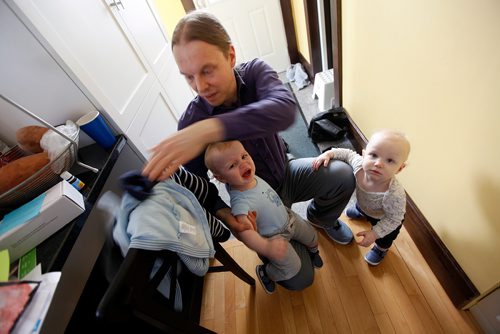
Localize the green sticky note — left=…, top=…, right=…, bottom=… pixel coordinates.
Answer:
left=0, top=249, right=9, bottom=281
left=18, top=248, right=37, bottom=280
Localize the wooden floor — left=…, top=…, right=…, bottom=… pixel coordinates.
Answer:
left=200, top=215, right=481, bottom=333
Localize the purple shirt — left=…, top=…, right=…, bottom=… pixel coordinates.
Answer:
left=178, top=58, right=297, bottom=191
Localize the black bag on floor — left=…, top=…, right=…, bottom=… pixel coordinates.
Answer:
left=308, top=108, right=348, bottom=142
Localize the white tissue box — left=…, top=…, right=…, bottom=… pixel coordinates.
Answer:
left=0, top=180, right=85, bottom=262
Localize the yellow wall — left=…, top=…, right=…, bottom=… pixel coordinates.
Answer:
left=153, top=0, right=186, bottom=39
left=291, top=0, right=310, bottom=63
left=342, top=0, right=500, bottom=299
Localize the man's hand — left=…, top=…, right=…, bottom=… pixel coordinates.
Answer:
left=142, top=119, right=224, bottom=181
left=356, top=230, right=377, bottom=247
left=216, top=208, right=257, bottom=235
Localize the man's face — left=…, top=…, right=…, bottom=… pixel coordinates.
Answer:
left=173, top=40, right=237, bottom=107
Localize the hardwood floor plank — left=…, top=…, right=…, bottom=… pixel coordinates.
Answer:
left=326, top=243, right=379, bottom=334
left=256, top=286, right=286, bottom=333
left=231, top=243, right=249, bottom=309
left=224, top=249, right=237, bottom=334
left=302, top=286, right=325, bottom=333
left=382, top=263, right=428, bottom=334
left=387, top=240, right=421, bottom=295
left=236, top=306, right=258, bottom=334
left=306, top=272, right=339, bottom=333
left=277, top=288, right=298, bottom=334
left=374, top=313, right=396, bottom=334
left=347, top=277, right=381, bottom=333
left=201, top=274, right=216, bottom=322
left=408, top=295, right=444, bottom=334
left=212, top=268, right=227, bottom=333
left=370, top=265, right=411, bottom=332
left=349, top=248, right=387, bottom=315
left=289, top=289, right=305, bottom=307
left=389, top=244, right=445, bottom=333
left=394, top=230, right=469, bottom=333
left=316, top=235, right=352, bottom=333
left=292, top=303, right=311, bottom=334
left=331, top=241, right=358, bottom=278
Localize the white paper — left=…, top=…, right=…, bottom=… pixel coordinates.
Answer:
left=11, top=271, right=61, bottom=334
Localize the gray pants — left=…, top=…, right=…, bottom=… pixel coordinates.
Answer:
left=279, top=157, right=355, bottom=225
left=271, top=157, right=355, bottom=290
left=264, top=208, right=318, bottom=281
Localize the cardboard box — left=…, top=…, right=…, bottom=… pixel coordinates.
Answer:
left=0, top=180, right=85, bottom=262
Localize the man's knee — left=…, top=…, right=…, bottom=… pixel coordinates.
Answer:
left=328, top=160, right=356, bottom=194
left=276, top=241, right=314, bottom=290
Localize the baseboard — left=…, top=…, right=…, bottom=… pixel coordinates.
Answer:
left=344, top=112, right=480, bottom=309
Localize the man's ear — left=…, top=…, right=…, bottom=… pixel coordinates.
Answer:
left=362, top=149, right=366, bottom=157
left=228, top=45, right=236, bottom=67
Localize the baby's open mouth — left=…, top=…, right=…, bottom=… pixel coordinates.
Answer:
left=242, top=169, right=252, bottom=178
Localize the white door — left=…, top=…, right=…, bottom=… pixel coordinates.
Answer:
left=7, top=0, right=155, bottom=132
left=194, top=0, right=290, bottom=73
left=106, top=0, right=193, bottom=154
left=112, top=0, right=194, bottom=120
left=126, top=82, right=178, bottom=157
left=109, top=0, right=169, bottom=76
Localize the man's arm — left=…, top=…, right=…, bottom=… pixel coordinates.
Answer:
left=217, top=59, right=296, bottom=141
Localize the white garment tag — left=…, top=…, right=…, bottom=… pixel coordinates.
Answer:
left=179, top=220, right=196, bottom=235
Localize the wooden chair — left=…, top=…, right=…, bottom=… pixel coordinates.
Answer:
left=94, top=192, right=254, bottom=333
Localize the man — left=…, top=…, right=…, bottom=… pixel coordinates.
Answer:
left=143, top=11, right=355, bottom=290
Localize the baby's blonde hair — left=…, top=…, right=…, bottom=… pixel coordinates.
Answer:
left=204, top=140, right=240, bottom=172
left=370, top=129, right=411, bottom=161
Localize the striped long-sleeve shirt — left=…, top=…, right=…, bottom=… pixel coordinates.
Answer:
left=171, top=167, right=230, bottom=242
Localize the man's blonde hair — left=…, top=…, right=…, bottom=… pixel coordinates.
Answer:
left=172, top=10, right=232, bottom=58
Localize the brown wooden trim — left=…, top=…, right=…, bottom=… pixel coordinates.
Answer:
left=345, top=112, right=480, bottom=309
left=404, top=195, right=479, bottom=309
left=280, top=0, right=300, bottom=64
left=330, top=0, right=342, bottom=108
left=323, top=0, right=333, bottom=69
left=181, top=0, right=195, bottom=12
left=303, top=0, right=322, bottom=77
left=343, top=111, right=365, bottom=154
left=298, top=52, right=313, bottom=80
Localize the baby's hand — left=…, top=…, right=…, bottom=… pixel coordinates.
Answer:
left=312, top=151, right=333, bottom=170
left=356, top=230, right=377, bottom=247
left=266, top=237, right=288, bottom=262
